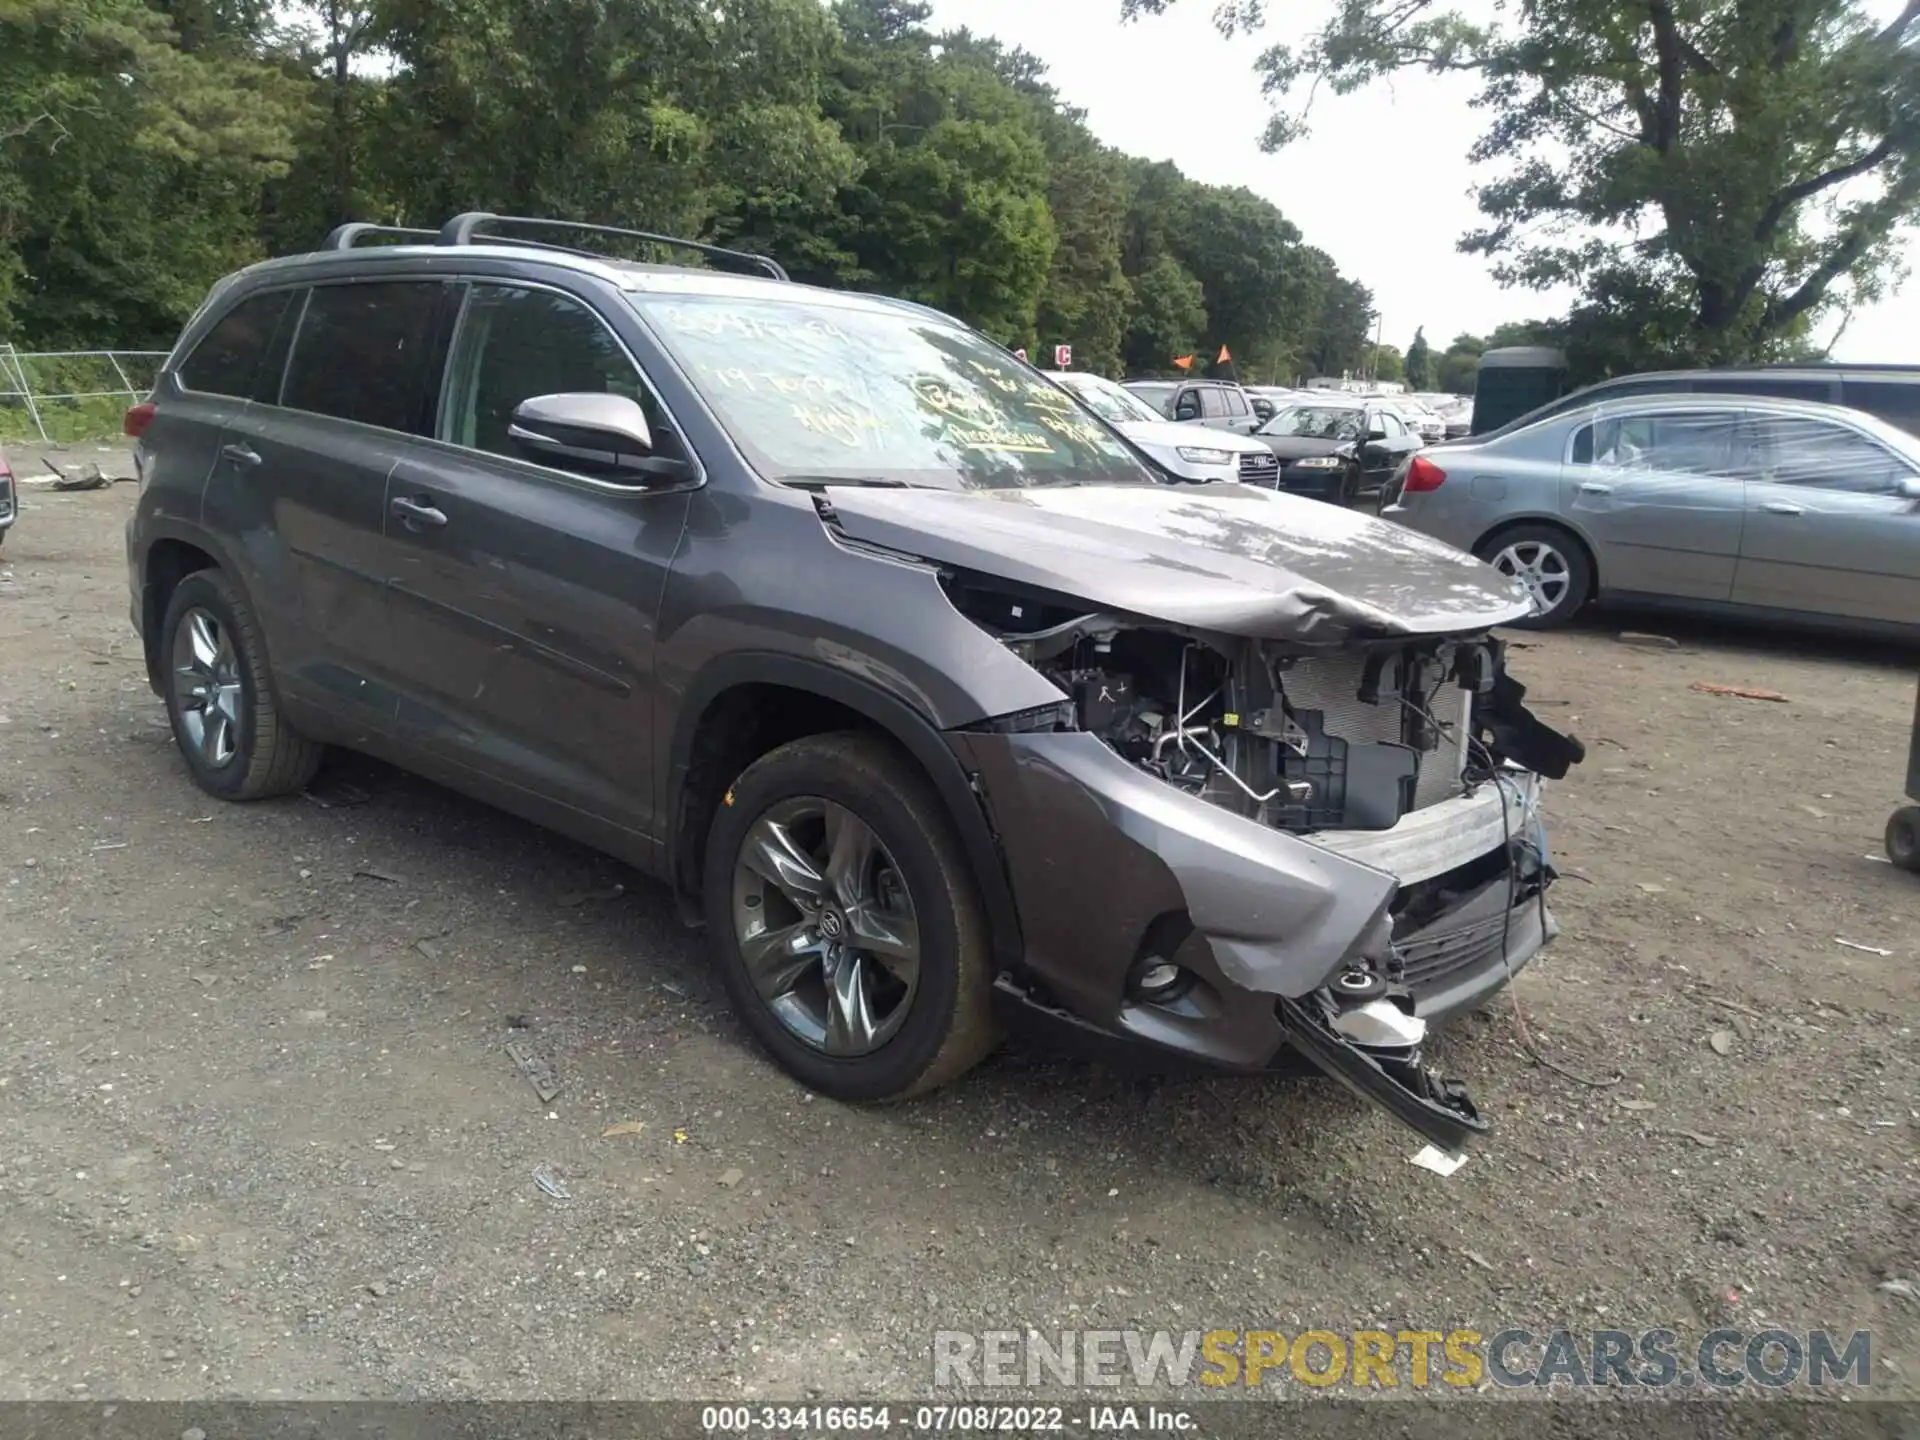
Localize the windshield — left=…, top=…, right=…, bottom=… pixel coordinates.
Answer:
left=1262, top=404, right=1365, bottom=441
left=630, top=294, right=1152, bottom=490
left=1056, top=373, right=1162, bottom=425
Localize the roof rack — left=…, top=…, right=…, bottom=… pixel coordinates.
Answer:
left=321, top=223, right=441, bottom=250
left=437, top=212, right=790, bottom=282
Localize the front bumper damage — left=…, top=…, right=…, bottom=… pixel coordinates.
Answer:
left=949, top=728, right=1558, bottom=1152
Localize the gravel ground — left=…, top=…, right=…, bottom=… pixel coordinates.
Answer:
left=0, top=484, right=1915, bottom=1408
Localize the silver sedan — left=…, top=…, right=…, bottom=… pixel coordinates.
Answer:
left=1379, top=394, right=1920, bottom=636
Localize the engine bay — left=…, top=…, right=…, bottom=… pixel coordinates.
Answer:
left=950, top=573, right=1585, bottom=834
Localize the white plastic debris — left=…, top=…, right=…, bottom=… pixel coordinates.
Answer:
left=1408, top=1145, right=1467, bottom=1177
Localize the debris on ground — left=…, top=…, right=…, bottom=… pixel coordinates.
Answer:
left=717, top=1167, right=745, bottom=1188
left=558, top=882, right=625, bottom=907
left=1833, top=937, right=1892, bottom=955
left=601, top=1120, right=646, bottom=1138
left=1460, top=1248, right=1494, bottom=1271
left=1616, top=1098, right=1657, bottom=1112
left=1408, top=1145, right=1467, bottom=1177
left=1616, top=631, right=1680, bottom=650
left=1879, top=1279, right=1919, bottom=1304
left=1690, top=682, right=1789, bottom=703
left=1665, top=1128, right=1720, bottom=1149
left=301, top=780, right=371, bottom=808
left=352, top=866, right=402, bottom=885
left=505, top=1038, right=562, bottom=1103
left=532, top=1166, right=571, bottom=1201
left=42, top=457, right=113, bottom=491
left=1708, top=1029, right=1736, bottom=1056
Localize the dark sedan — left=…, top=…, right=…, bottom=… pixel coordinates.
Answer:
left=1251, top=400, right=1424, bottom=505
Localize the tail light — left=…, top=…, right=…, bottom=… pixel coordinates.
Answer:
left=124, top=401, right=156, bottom=439
left=1403, top=455, right=1446, bottom=493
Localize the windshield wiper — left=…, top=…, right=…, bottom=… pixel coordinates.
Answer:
left=781, top=475, right=916, bottom=490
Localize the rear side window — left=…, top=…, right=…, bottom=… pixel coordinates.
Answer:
left=1223, top=389, right=1249, bottom=417
left=282, top=282, right=444, bottom=434
left=1842, top=380, right=1920, bottom=435
left=1592, top=410, right=1743, bottom=475
left=178, top=291, right=295, bottom=400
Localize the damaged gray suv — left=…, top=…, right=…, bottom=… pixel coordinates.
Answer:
left=125, top=215, right=1583, bottom=1152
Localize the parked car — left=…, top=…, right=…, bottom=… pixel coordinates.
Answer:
left=1251, top=398, right=1424, bottom=505
left=1477, top=363, right=1920, bottom=441
left=125, top=212, right=1581, bottom=1151
left=1376, top=395, right=1446, bottom=445
left=1381, top=393, right=1920, bottom=637
left=0, top=444, right=14, bottom=548
left=1121, top=379, right=1263, bottom=435
left=1046, top=371, right=1278, bottom=486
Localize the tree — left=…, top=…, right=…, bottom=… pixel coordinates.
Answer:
left=1368, top=343, right=1405, bottom=383
left=1436, top=333, right=1485, bottom=393
left=1302, top=265, right=1375, bottom=378
left=1125, top=0, right=1920, bottom=368
left=1404, top=327, right=1433, bottom=389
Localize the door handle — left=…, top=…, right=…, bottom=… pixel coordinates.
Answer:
left=390, top=495, right=448, bottom=529
left=1762, top=501, right=1804, bottom=516
left=1577, top=482, right=1612, bottom=495
left=220, top=442, right=261, bottom=468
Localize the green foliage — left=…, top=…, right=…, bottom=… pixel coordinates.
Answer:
left=1404, top=327, right=1432, bottom=390
left=1128, top=0, right=1920, bottom=371
left=1368, top=343, right=1404, bottom=383
left=1, top=0, right=1375, bottom=403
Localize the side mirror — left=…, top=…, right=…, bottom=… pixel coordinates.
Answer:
left=507, top=393, right=687, bottom=482
left=1899, top=474, right=1920, bottom=500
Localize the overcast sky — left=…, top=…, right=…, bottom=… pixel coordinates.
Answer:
left=927, top=0, right=1919, bottom=367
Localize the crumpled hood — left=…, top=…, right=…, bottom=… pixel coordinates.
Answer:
left=1114, top=417, right=1269, bottom=456
left=823, top=481, right=1534, bottom=641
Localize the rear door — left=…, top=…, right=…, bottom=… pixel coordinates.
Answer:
left=150, top=289, right=299, bottom=518
left=1563, top=407, right=1746, bottom=601
left=379, top=278, right=695, bottom=838
left=1732, top=412, right=1920, bottom=625
left=206, top=278, right=451, bottom=723
left=1217, top=386, right=1259, bottom=435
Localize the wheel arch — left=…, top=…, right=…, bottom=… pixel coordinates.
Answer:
left=665, top=653, right=1023, bottom=972
left=139, top=527, right=237, bottom=692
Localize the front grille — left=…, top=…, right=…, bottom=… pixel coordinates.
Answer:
left=1277, top=654, right=1469, bottom=812
left=1237, top=450, right=1279, bottom=487
left=1396, top=911, right=1509, bottom=994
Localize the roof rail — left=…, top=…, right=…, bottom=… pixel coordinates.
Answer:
left=321, top=223, right=440, bottom=250
left=437, top=212, right=790, bottom=282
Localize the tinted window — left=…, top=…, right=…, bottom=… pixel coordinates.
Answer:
left=1570, top=424, right=1594, bottom=465
left=1740, top=416, right=1915, bottom=494
left=178, top=291, right=294, bottom=400
left=441, top=284, right=678, bottom=471
left=282, top=282, right=443, bottom=433
left=1694, top=374, right=1836, bottom=404
left=1842, top=380, right=1920, bottom=435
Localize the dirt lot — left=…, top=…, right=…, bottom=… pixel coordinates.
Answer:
left=0, top=483, right=1915, bottom=1406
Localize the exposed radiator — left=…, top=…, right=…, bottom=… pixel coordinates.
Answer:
left=1278, top=653, right=1469, bottom=812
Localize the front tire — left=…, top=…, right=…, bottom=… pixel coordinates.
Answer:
left=1475, top=523, right=1593, bottom=630
left=1887, top=806, right=1920, bottom=872
left=159, top=569, right=323, bottom=800
left=701, top=732, right=999, bottom=1101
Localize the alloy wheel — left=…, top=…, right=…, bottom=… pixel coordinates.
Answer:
left=1491, top=539, right=1572, bottom=615
left=171, top=607, right=243, bottom=770
left=730, top=797, right=921, bottom=1056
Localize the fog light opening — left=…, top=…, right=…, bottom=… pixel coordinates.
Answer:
left=1128, top=956, right=1191, bottom=1002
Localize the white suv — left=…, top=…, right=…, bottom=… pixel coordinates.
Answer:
left=1048, top=372, right=1278, bottom=486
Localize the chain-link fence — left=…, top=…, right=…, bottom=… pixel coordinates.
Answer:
left=0, top=345, right=169, bottom=444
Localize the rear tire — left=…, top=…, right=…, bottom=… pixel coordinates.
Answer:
left=159, top=569, right=323, bottom=800
left=1475, top=523, right=1593, bottom=630
left=1887, top=806, right=1920, bottom=872
left=701, top=732, right=999, bottom=1101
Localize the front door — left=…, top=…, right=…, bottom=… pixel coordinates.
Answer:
left=380, top=280, right=693, bottom=839
left=1732, top=412, right=1920, bottom=626
left=1562, top=407, right=1746, bottom=602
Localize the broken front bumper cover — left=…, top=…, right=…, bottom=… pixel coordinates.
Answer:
left=952, top=728, right=1552, bottom=1152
